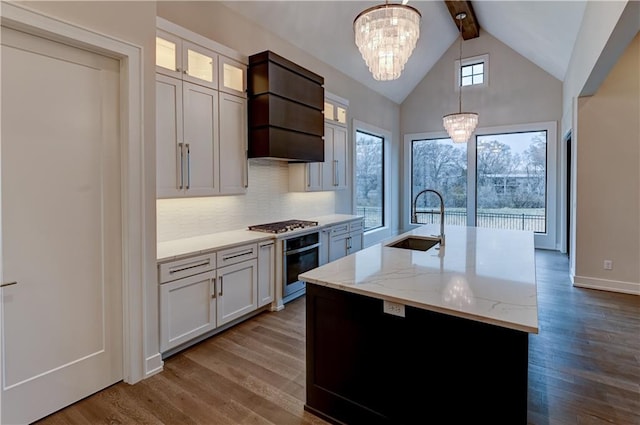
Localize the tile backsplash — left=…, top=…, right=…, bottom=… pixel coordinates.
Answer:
left=157, top=159, right=336, bottom=242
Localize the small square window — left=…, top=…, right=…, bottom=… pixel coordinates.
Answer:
left=455, top=54, right=489, bottom=89
left=460, top=62, right=484, bottom=87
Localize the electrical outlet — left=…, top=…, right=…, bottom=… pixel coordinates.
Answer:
left=383, top=300, right=405, bottom=317
left=604, top=260, right=613, bottom=270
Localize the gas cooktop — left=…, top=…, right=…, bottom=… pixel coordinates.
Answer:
left=248, top=219, right=319, bottom=234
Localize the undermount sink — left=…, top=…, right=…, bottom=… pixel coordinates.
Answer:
left=386, top=236, right=440, bottom=251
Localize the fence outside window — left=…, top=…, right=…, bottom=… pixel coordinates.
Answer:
left=356, top=207, right=545, bottom=233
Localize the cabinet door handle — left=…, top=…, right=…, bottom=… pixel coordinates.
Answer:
left=222, top=249, right=254, bottom=261
left=244, top=149, right=249, bottom=188
left=185, top=143, right=191, bottom=189
left=0, top=281, right=17, bottom=288
left=333, top=160, right=339, bottom=186
left=218, top=276, right=223, bottom=296
left=307, top=165, right=311, bottom=187
left=178, top=142, right=184, bottom=189
left=211, top=278, right=216, bottom=299
left=168, top=258, right=211, bottom=274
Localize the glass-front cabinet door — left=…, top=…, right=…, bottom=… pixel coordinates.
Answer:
left=156, top=31, right=218, bottom=90
left=182, top=40, right=217, bottom=89
left=324, top=99, right=347, bottom=126
left=219, top=56, right=246, bottom=98
left=156, top=30, right=182, bottom=79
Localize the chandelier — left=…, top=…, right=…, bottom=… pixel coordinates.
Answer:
left=443, top=12, right=478, bottom=143
left=353, top=1, right=421, bottom=81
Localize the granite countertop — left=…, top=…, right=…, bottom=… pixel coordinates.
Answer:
left=157, top=214, right=364, bottom=262
left=299, top=224, right=539, bottom=334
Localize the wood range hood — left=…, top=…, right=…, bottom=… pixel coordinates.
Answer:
left=247, top=50, right=325, bottom=163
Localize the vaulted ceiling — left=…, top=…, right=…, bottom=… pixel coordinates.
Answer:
left=222, top=1, right=587, bottom=104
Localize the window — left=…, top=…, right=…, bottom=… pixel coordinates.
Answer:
left=355, top=130, right=384, bottom=230
left=461, top=62, right=483, bottom=86
left=405, top=122, right=557, bottom=249
left=456, top=54, right=488, bottom=89
left=476, top=131, right=547, bottom=233
left=411, top=138, right=467, bottom=226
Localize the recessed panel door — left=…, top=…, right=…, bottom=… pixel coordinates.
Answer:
left=1, top=27, right=123, bottom=424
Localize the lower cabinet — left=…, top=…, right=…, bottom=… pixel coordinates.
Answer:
left=159, top=270, right=217, bottom=353
left=327, top=219, right=364, bottom=262
left=216, top=259, right=258, bottom=326
left=159, top=241, right=269, bottom=354
left=257, top=241, right=275, bottom=307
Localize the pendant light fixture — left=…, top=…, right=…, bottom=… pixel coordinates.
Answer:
left=443, top=12, right=478, bottom=143
left=354, top=1, right=421, bottom=81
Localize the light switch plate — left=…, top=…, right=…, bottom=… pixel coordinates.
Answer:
left=383, top=300, right=405, bottom=317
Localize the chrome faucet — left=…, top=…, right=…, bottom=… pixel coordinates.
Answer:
left=412, top=188, right=445, bottom=246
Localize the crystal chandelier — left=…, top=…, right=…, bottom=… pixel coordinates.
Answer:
left=353, top=1, right=421, bottom=81
left=443, top=13, right=478, bottom=143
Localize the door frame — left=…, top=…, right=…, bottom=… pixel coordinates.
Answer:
left=0, top=1, right=149, bottom=400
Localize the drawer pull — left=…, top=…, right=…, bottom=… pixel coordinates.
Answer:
left=168, top=259, right=210, bottom=274
left=259, top=242, right=275, bottom=248
left=0, top=281, right=17, bottom=288
left=222, top=249, right=254, bottom=261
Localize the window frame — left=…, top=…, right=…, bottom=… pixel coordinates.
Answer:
left=353, top=119, right=392, bottom=247
left=455, top=54, right=489, bottom=90
left=404, top=121, right=557, bottom=250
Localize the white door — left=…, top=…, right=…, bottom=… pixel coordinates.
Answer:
left=1, top=27, right=123, bottom=424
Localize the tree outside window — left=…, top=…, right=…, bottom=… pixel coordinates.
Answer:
left=355, top=131, right=384, bottom=230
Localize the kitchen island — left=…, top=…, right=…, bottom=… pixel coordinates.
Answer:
left=299, top=224, right=538, bottom=425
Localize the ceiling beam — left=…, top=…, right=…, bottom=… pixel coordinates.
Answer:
left=444, top=0, right=480, bottom=40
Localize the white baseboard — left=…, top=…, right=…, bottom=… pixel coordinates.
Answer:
left=572, top=275, right=640, bottom=295
left=145, top=353, right=164, bottom=378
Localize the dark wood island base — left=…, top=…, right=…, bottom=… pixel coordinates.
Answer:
left=305, top=284, right=530, bottom=425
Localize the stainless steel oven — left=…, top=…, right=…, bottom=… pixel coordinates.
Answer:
left=282, top=231, right=320, bottom=303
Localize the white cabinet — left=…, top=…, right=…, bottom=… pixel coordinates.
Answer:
left=156, top=29, right=218, bottom=89
left=324, top=95, right=348, bottom=126
left=219, top=92, right=248, bottom=194
left=322, top=123, right=347, bottom=191
left=156, top=21, right=248, bottom=199
left=158, top=252, right=217, bottom=352
left=327, top=219, right=364, bottom=263
left=156, top=75, right=223, bottom=198
left=289, top=92, right=348, bottom=192
left=216, top=259, right=258, bottom=326
left=289, top=121, right=347, bottom=192
left=257, top=241, right=275, bottom=307
left=158, top=241, right=263, bottom=353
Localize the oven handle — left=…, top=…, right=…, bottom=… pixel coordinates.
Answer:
left=285, top=242, right=321, bottom=256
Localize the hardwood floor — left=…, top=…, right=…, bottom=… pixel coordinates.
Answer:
left=35, top=250, right=639, bottom=425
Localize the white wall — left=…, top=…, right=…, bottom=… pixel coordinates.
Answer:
left=573, top=33, right=640, bottom=294
left=400, top=29, right=563, bottom=232
left=156, top=1, right=402, bottom=240
left=561, top=0, right=630, bottom=136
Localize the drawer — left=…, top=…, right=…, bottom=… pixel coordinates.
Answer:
left=217, top=243, right=258, bottom=268
left=159, top=252, right=216, bottom=284
left=329, top=223, right=349, bottom=237
left=349, top=220, right=364, bottom=233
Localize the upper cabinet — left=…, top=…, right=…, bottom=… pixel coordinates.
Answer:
left=324, top=94, right=348, bottom=127
left=156, top=29, right=218, bottom=90
left=289, top=91, right=349, bottom=192
left=155, top=18, right=248, bottom=199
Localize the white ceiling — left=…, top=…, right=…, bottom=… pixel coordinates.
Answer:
left=223, top=1, right=587, bottom=104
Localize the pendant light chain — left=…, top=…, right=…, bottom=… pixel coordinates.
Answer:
left=458, top=14, right=463, bottom=113
left=442, top=11, right=478, bottom=144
